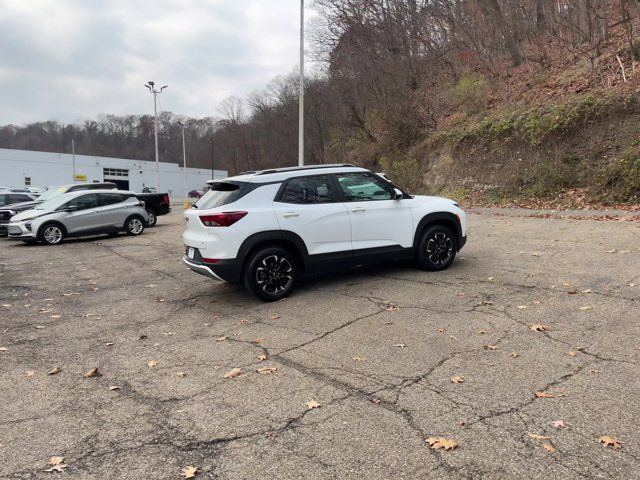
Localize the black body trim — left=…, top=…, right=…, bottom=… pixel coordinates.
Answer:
left=413, top=212, right=465, bottom=251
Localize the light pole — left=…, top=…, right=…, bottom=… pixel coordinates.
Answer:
left=71, top=139, right=76, bottom=181
left=210, top=139, right=215, bottom=182
left=144, top=81, right=167, bottom=191
left=298, top=0, right=304, bottom=167
left=177, top=121, right=188, bottom=200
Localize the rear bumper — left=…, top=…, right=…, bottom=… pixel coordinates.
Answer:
left=183, top=257, right=223, bottom=281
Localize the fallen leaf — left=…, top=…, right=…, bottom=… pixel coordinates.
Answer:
left=83, top=368, right=101, bottom=378
left=480, top=300, right=493, bottom=306
left=306, top=400, right=321, bottom=409
left=35, top=325, right=45, bottom=330
left=516, top=305, right=528, bottom=309
left=606, top=249, right=617, bottom=253
left=48, top=366, right=61, bottom=375
left=552, top=420, right=565, bottom=428
left=257, top=367, right=278, bottom=374
left=543, top=443, right=557, bottom=453
left=590, top=369, right=602, bottom=374
left=426, top=437, right=458, bottom=450
left=510, top=352, right=520, bottom=358
left=50, top=315, right=61, bottom=319
left=147, top=360, right=158, bottom=368
left=371, top=398, right=381, bottom=404
left=49, top=456, right=64, bottom=466
left=44, top=464, right=67, bottom=473
left=352, top=356, right=367, bottom=362
left=266, top=431, right=278, bottom=437
left=162, top=332, right=176, bottom=336
left=477, top=329, right=489, bottom=335
left=436, top=328, right=445, bottom=333
left=535, top=391, right=555, bottom=398
left=483, top=345, right=498, bottom=350
left=579, top=306, right=592, bottom=311
left=393, top=344, right=407, bottom=348
left=105, top=342, right=114, bottom=347
left=215, top=336, right=227, bottom=342
left=450, top=376, right=464, bottom=384
left=385, top=304, right=399, bottom=312
left=156, top=298, right=167, bottom=303
left=567, top=290, right=578, bottom=294
left=269, top=315, right=280, bottom=320
left=181, top=466, right=199, bottom=478
left=529, top=324, right=548, bottom=332
left=528, top=433, right=550, bottom=440
left=109, top=385, right=120, bottom=391
left=251, top=338, right=263, bottom=344
left=176, top=372, right=186, bottom=378
left=0, top=347, right=8, bottom=352
left=582, top=289, right=592, bottom=294
left=487, top=276, right=495, bottom=281
left=26, top=370, right=35, bottom=377
left=1, top=304, right=11, bottom=307
left=598, top=436, right=622, bottom=449
left=257, top=354, right=268, bottom=362
left=224, top=368, right=242, bottom=379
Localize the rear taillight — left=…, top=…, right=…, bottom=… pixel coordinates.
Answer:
left=199, top=211, right=247, bottom=227
left=162, top=194, right=170, bottom=205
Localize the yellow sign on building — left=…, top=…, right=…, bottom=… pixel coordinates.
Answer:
left=74, top=174, right=87, bottom=181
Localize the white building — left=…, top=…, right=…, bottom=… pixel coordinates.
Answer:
left=0, top=148, right=227, bottom=197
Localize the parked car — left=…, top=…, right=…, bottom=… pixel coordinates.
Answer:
left=0, top=192, right=38, bottom=235
left=188, top=190, right=204, bottom=199
left=182, top=164, right=467, bottom=301
left=137, top=192, right=171, bottom=227
left=0, top=182, right=117, bottom=235
left=7, top=190, right=148, bottom=245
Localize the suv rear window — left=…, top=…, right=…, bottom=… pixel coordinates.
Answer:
left=195, top=182, right=248, bottom=209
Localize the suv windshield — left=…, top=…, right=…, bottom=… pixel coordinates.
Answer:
left=38, top=186, right=70, bottom=202
left=195, top=182, right=247, bottom=209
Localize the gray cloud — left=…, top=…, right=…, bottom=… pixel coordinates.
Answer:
left=0, top=0, right=310, bottom=125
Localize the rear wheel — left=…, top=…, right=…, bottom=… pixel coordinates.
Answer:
left=38, top=223, right=64, bottom=246
left=146, top=209, right=157, bottom=227
left=416, top=225, right=457, bottom=271
left=243, top=246, right=299, bottom=301
left=124, top=216, right=145, bottom=236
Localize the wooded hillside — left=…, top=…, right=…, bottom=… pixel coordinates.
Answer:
left=2, top=0, right=639, bottom=204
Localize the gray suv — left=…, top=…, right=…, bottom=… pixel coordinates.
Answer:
left=7, top=190, right=149, bottom=245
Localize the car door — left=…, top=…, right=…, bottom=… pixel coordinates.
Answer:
left=97, top=193, right=131, bottom=230
left=272, top=174, right=353, bottom=270
left=59, top=193, right=102, bottom=234
left=335, top=172, right=414, bottom=254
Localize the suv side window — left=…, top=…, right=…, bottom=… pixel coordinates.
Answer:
left=63, top=193, right=99, bottom=211
left=277, top=175, right=336, bottom=204
left=336, top=173, right=392, bottom=201
left=99, top=193, right=129, bottom=206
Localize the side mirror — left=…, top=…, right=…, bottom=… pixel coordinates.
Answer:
left=393, top=188, right=403, bottom=200
left=61, top=205, right=80, bottom=213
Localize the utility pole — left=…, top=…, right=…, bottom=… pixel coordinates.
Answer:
left=71, top=139, right=76, bottom=181
left=298, top=0, right=304, bottom=167
left=177, top=121, right=188, bottom=200
left=144, top=81, right=167, bottom=191
left=211, top=141, right=216, bottom=184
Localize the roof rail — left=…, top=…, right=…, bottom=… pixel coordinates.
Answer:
left=255, top=164, right=356, bottom=176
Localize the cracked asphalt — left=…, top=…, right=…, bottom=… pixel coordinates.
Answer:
left=1, top=210, right=639, bottom=479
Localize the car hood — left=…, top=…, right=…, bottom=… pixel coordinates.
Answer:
left=0, top=199, right=43, bottom=212
left=10, top=209, right=49, bottom=222
left=412, top=194, right=457, bottom=205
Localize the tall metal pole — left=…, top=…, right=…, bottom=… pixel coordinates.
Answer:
left=181, top=124, right=187, bottom=199
left=145, top=82, right=167, bottom=192
left=298, top=0, right=304, bottom=167
left=210, top=139, right=215, bottom=181
left=71, top=139, right=76, bottom=181
left=152, top=90, right=160, bottom=191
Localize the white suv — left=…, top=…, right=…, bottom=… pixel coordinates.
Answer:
left=182, top=165, right=467, bottom=301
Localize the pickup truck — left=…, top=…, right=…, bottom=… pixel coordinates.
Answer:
left=137, top=192, right=171, bottom=227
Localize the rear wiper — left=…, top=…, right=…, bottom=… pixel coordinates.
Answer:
left=191, top=204, right=198, bottom=209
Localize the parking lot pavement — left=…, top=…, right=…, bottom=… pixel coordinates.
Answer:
left=1, top=211, right=638, bottom=479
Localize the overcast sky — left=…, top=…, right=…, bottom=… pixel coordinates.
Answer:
left=0, top=0, right=315, bottom=125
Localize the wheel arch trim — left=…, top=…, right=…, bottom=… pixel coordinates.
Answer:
left=413, top=212, right=463, bottom=251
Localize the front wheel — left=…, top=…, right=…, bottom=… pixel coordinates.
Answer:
left=416, top=225, right=457, bottom=271
left=39, top=223, right=65, bottom=246
left=124, top=216, right=145, bottom=236
left=145, top=210, right=157, bottom=227
left=243, top=246, right=299, bottom=301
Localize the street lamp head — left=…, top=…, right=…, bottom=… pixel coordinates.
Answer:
left=148, top=81, right=155, bottom=86
left=161, top=85, right=168, bottom=91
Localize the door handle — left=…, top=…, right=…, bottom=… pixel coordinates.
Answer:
left=352, top=207, right=366, bottom=213
left=283, top=212, right=299, bottom=218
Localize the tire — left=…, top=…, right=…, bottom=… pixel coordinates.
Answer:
left=38, top=223, right=65, bottom=246
left=243, top=246, right=299, bottom=301
left=416, top=225, right=457, bottom=271
left=146, top=209, right=157, bottom=227
left=124, top=215, right=145, bottom=236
